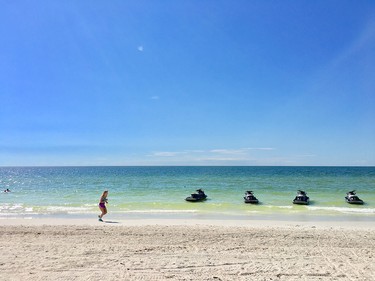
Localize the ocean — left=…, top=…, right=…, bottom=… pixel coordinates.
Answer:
left=1, top=166, right=374, bottom=221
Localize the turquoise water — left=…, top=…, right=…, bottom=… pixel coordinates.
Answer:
left=1, top=166, right=374, bottom=220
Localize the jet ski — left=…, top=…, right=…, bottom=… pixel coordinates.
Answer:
left=293, top=190, right=309, bottom=205
left=185, top=189, right=207, bottom=202
left=345, top=190, right=364, bottom=205
left=244, top=191, right=259, bottom=204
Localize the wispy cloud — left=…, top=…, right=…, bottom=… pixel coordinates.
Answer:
left=150, top=96, right=160, bottom=100
left=210, top=149, right=248, bottom=155
left=210, top=148, right=275, bottom=155
left=137, top=45, right=144, bottom=52
left=140, top=147, right=329, bottom=166
left=197, top=157, right=248, bottom=162
left=245, top=147, right=275, bottom=151
left=149, top=151, right=187, bottom=157
left=185, top=150, right=205, bottom=153
left=148, top=147, right=276, bottom=164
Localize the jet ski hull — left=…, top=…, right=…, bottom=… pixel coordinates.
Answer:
left=293, top=196, right=309, bottom=205
left=345, top=197, right=364, bottom=204
left=185, top=196, right=207, bottom=202
left=244, top=197, right=259, bottom=204
left=293, top=200, right=309, bottom=205
left=244, top=191, right=259, bottom=204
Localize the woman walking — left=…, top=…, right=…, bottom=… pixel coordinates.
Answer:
left=98, top=190, right=108, bottom=222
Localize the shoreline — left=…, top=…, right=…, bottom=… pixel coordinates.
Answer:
left=1, top=215, right=375, bottom=230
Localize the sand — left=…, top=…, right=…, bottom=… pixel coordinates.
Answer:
left=1, top=219, right=375, bottom=281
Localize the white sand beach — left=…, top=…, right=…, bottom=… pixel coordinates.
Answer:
left=1, top=218, right=375, bottom=280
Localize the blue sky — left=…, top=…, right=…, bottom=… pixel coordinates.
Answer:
left=1, top=0, right=374, bottom=166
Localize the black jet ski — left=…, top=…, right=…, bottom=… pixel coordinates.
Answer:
left=244, top=191, right=259, bottom=204
left=293, top=190, right=309, bottom=205
left=185, top=189, right=207, bottom=202
left=345, top=190, right=364, bottom=205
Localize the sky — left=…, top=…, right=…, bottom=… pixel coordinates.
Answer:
left=1, top=0, right=375, bottom=166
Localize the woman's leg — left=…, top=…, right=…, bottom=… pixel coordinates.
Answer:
left=99, top=207, right=107, bottom=219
